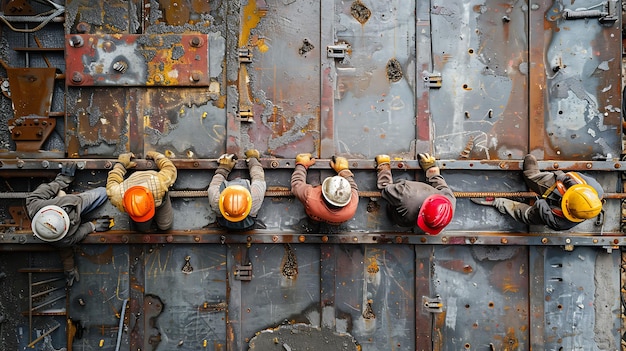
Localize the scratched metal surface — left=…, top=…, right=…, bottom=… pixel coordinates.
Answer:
left=0, top=0, right=623, bottom=351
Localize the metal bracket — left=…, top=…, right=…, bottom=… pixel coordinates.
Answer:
left=236, top=108, right=254, bottom=122
left=238, top=47, right=253, bottom=63
left=327, top=43, right=350, bottom=59
left=234, top=264, right=252, bottom=281
left=422, top=295, right=443, bottom=313
left=424, top=72, right=442, bottom=88
left=562, top=0, right=618, bottom=24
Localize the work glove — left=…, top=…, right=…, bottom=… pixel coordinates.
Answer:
left=375, top=154, right=391, bottom=171
left=118, top=153, right=137, bottom=169
left=217, top=154, right=238, bottom=171
left=244, top=149, right=260, bottom=160
left=418, top=153, right=436, bottom=170
left=419, top=153, right=440, bottom=177
left=295, top=153, right=315, bottom=169
left=91, top=217, right=114, bottom=232
left=145, top=151, right=163, bottom=160
left=54, top=174, right=73, bottom=188
left=330, top=156, right=349, bottom=173
left=65, top=267, right=80, bottom=286
left=60, top=162, right=77, bottom=177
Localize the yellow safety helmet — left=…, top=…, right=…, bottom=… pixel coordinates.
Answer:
left=219, top=185, right=252, bottom=222
left=561, top=184, right=602, bottom=222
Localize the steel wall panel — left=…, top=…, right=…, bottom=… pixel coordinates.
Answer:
left=238, top=0, right=320, bottom=158
left=70, top=246, right=130, bottom=351
left=142, top=245, right=227, bottom=350
left=432, top=246, right=530, bottom=351
left=331, top=0, right=417, bottom=159
left=529, top=0, right=622, bottom=160
left=429, top=0, right=529, bottom=161
left=529, top=247, right=621, bottom=350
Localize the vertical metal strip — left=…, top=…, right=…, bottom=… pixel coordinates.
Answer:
left=226, top=244, right=244, bottom=351
left=528, top=246, right=546, bottom=350
left=415, top=0, right=433, bottom=156
left=319, top=0, right=335, bottom=158
left=528, top=1, right=548, bottom=158
left=320, top=244, right=336, bottom=330
left=226, top=0, right=243, bottom=155
left=128, top=88, right=143, bottom=155
left=415, top=246, right=433, bottom=351
left=128, top=245, right=145, bottom=350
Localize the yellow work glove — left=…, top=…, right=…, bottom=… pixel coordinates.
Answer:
left=244, top=149, right=260, bottom=160
left=330, top=156, right=349, bottom=174
left=217, top=153, right=238, bottom=171
left=296, top=153, right=316, bottom=169
left=118, top=153, right=137, bottom=169
left=375, top=154, right=391, bottom=171
left=418, top=153, right=436, bottom=170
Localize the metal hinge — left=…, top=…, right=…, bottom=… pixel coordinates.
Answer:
left=422, top=295, right=443, bottom=313
left=234, top=264, right=252, bottom=281
left=238, top=47, right=253, bottom=63
left=327, top=43, right=350, bottom=59
left=424, top=72, right=442, bottom=88
left=236, top=108, right=254, bottom=122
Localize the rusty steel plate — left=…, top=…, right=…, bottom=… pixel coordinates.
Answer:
left=65, top=34, right=210, bottom=87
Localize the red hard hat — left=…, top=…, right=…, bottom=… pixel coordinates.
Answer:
left=417, top=194, right=453, bottom=235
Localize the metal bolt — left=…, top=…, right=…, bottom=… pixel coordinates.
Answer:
left=113, top=60, right=128, bottom=73
left=191, top=72, right=201, bottom=82
left=76, top=22, right=90, bottom=33
left=270, top=160, right=279, bottom=168
left=71, top=72, right=83, bottom=83
left=190, top=36, right=203, bottom=47
left=41, top=160, right=49, bottom=168
left=69, top=35, right=84, bottom=47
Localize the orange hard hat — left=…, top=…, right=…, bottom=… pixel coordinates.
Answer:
left=417, top=194, right=453, bottom=235
left=123, top=186, right=155, bottom=223
left=219, top=185, right=252, bottom=222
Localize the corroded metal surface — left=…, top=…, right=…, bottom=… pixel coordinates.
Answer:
left=0, top=0, right=623, bottom=350
left=65, top=34, right=210, bottom=86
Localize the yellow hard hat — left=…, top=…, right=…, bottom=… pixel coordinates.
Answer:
left=561, top=184, right=602, bottom=222
left=219, top=185, right=252, bottom=222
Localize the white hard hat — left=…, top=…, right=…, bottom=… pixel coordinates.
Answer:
left=32, top=205, right=70, bottom=242
left=322, top=176, right=352, bottom=207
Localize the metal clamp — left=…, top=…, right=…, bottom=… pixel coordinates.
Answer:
left=234, top=264, right=252, bottom=281
left=422, top=295, right=443, bottom=313
left=424, top=72, right=442, bottom=88
left=238, top=47, right=253, bottom=63
left=327, top=43, right=350, bottom=60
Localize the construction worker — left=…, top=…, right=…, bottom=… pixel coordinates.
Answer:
left=472, top=154, right=604, bottom=230
left=106, top=151, right=177, bottom=232
left=26, top=162, right=111, bottom=286
left=375, top=153, right=455, bottom=235
left=291, top=154, right=359, bottom=227
left=208, top=149, right=266, bottom=231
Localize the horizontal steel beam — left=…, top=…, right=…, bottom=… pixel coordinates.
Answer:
left=0, top=231, right=624, bottom=249
left=0, top=158, right=622, bottom=171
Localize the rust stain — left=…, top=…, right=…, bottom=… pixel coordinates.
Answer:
left=366, top=256, right=379, bottom=274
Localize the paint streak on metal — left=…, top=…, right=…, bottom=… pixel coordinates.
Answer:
left=239, top=0, right=267, bottom=48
